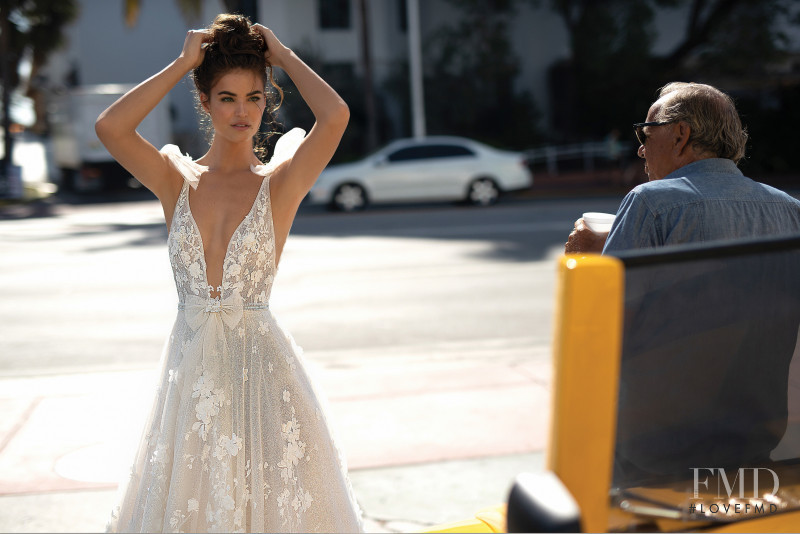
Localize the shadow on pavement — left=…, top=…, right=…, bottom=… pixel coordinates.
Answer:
left=2, top=188, right=627, bottom=262
left=291, top=193, right=626, bottom=263
left=0, top=187, right=158, bottom=220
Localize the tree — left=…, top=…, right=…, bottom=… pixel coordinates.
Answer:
left=420, top=0, right=543, bottom=149
left=543, top=0, right=675, bottom=140
left=124, top=0, right=203, bottom=27
left=1, top=0, right=78, bottom=191
left=659, top=0, right=796, bottom=76
left=536, top=0, right=800, bottom=144
left=124, top=0, right=263, bottom=28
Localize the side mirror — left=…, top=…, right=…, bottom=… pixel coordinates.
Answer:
left=507, top=472, right=582, bottom=532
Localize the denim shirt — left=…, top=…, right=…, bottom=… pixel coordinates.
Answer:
left=603, top=158, right=800, bottom=253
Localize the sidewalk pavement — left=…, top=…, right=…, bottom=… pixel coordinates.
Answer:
left=0, top=343, right=550, bottom=533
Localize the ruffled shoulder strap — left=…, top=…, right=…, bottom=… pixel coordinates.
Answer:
left=250, top=128, right=306, bottom=176
left=160, top=144, right=208, bottom=190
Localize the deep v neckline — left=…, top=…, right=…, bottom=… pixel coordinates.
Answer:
left=185, top=176, right=267, bottom=296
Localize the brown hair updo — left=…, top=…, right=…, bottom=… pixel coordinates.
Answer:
left=192, top=13, right=283, bottom=158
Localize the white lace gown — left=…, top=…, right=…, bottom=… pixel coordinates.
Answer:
left=107, top=129, right=363, bottom=533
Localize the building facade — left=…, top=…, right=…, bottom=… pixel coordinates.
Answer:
left=40, top=0, right=800, bottom=158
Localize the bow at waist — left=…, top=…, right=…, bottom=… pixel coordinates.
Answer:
left=173, top=292, right=269, bottom=399
left=178, top=293, right=270, bottom=331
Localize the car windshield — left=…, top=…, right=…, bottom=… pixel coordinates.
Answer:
left=609, top=236, right=800, bottom=526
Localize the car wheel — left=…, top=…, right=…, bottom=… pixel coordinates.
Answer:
left=332, top=183, right=367, bottom=212
left=467, top=177, right=500, bottom=206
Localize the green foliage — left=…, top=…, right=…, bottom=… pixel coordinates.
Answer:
left=1, top=0, right=78, bottom=140
left=545, top=0, right=663, bottom=140
left=273, top=49, right=391, bottom=163
left=125, top=0, right=203, bottom=27
left=537, top=0, right=800, bottom=180
left=1, top=0, right=79, bottom=89
left=420, top=0, right=544, bottom=149
left=681, top=0, right=793, bottom=77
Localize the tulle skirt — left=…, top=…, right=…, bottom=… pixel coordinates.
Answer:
left=106, top=308, right=363, bottom=533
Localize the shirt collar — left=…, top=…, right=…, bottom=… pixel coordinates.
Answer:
left=663, top=158, right=743, bottom=180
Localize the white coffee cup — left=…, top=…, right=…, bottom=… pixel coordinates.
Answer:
left=582, top=212, right=616, bottom=233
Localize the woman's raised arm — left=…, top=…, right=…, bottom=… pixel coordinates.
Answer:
left=95, top=30, right=210, bottom=202
left=255, top=26, right=350, bottom=214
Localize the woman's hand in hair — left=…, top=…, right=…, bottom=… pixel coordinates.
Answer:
left=253, top=24, right=290, bottom=69
left=178, top=29, right=212, bottom=69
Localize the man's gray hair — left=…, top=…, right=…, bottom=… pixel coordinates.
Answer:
left=656, top=82, right=748, bottom=164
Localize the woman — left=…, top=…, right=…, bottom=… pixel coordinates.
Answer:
left=96, top=14, right=361, bottom=532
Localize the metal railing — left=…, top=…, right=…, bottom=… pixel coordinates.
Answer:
left=525, top=141, right=635, bottom=175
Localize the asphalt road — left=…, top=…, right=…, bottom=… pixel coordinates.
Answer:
left=0, top=193, right=625, bottom=377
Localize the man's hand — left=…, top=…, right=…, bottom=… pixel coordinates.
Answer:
left=565, top=218, right=608, bottom=254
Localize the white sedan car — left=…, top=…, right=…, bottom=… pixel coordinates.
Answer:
left=309, top=136, right=532, bottom=211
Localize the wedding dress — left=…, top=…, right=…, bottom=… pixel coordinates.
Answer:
left=107, top=129, right=363, bottom=533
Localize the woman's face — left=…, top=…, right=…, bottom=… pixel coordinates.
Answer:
left=202, top=69, right=267, bottom=143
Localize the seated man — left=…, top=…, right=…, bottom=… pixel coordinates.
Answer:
left=564, top=82, right=800, bottom=486
left=565, top=82, right=800, bottom=254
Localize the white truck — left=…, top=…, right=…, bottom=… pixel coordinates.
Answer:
left=50, top=84, right=171, bottom=192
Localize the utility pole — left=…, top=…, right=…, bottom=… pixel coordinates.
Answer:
left=357, top=0, right=378, bottom=152
left=406, top=0, right=425, bottom=139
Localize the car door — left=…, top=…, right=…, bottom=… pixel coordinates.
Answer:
left=368, top=143, right=477, bottom=202
left=366, top=145, right=435, bottom=202
left=420, top=144, right=477, bottom=198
